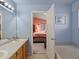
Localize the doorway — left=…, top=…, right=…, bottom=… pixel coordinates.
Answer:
left=32, top=11, right=47, bottom=54
left=30, top=4, right=55, bottom=59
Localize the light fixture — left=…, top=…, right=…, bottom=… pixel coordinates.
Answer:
left=0, top=0, right=4, bottom=2
left=4, top=2, right=8, bottom=6
left=0, top=0, right=14, bottom=12
left=8, top=5, right=11, bottom=8
left=11, top=7, right=14, bottom=10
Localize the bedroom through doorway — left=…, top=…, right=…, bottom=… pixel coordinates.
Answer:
left=32, top=12, right=47, bottom=54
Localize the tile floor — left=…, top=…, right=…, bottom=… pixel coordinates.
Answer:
left=33, top=43, right=46, bottom=54
left=28, top=43, right=48, bottom=59
left=28, top=54, right=48, bottom=59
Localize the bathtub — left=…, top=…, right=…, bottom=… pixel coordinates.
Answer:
left=55, top=45, right=79, bottom=59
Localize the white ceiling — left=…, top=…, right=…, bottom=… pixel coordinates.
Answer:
left=33, top=13, right=47, bottom=20
left=13, top=0, right=53, bottom=5
left=55, top=0, right=77, bottom=5
left=13, top=0, right=77, bottom=5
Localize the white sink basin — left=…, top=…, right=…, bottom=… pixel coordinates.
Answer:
left=0, top=39, right=8, bottom=46
left=12, top=40, right=20, bottom=43
left=0, top=50, right=8, bottom=59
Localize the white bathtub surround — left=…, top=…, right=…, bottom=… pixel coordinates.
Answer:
left=56, top=45, right=79, bottom=59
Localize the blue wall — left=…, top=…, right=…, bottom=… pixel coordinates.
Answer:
left=0, top=0, right=16, bottom=39
left=17, top=4, right=51, bottom=55
left=55, top=4, right=72, bottom=44
left=72, top=0, right=79, bottom=46
left=17, top=3, right=73, bottom=54
left=17, top=4, right=51, bottom=38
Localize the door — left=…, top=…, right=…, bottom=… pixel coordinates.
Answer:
left=46, top=4, right=55, bottom=59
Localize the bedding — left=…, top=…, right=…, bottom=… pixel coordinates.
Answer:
left=33, top=32, right=46, bottom=48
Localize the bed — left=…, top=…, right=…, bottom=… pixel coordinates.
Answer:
left=33, top=32, right=46, bottom=48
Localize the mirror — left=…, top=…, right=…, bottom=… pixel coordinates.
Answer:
left=0, top=0, right=18, bottom=47
left=0, top=0, right=17, bottom=41
left=0, top=12, right=17, bottom=40
left=3, top=13, right=17, bottom=39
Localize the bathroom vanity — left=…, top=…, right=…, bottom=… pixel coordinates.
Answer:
left=0, top=39, right=29, bottom=59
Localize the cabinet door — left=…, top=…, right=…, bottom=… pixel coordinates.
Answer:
left=22, top=41, right=29, bottom=59
left=25, top=41, right=29, bottom=58
left=16, top=47, right=22, bottom=59
left=22, top=43, right=26, bottom=59
left=10, top=54, right=16, bottom=59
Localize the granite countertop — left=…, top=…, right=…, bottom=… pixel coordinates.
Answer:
left=0, top=39, right=28, bottom=59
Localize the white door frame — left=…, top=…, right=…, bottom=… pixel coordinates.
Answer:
left=31, top=11, right=47, bottom=54
left=0, top=13, right=2, bottom=39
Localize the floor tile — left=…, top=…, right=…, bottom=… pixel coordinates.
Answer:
left=33, top=43, right=46, bottom=54
left=27, top=43, right=48, bottom=59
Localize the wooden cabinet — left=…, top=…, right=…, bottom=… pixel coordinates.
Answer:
left=22, top=41, right=28, bottom=59
left=16, top=47, right=22, bottom=59
left=10, top=40, right=29, bottom=59
left=10, top=54, right=16, bottom=59
left=25, top=41, right=29, bottom=58
left=22, top=43, right=26, bottom=59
